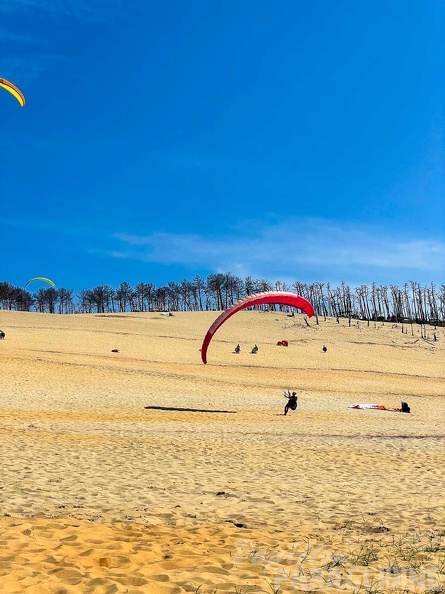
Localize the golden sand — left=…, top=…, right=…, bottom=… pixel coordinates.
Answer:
left=0, top=309, right=444, bottom=593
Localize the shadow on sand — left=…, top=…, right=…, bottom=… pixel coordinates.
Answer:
left=144, top=406, right=237, bottom=414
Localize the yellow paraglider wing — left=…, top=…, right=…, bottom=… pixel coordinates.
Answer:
left=25, top=277, right=56, bottom=289
left=0, top=78, right=25, bottom=107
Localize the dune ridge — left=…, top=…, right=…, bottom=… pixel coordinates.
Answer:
left=1, top=310, right=444, bottom=593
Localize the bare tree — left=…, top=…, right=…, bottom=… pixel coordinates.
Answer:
left=206, top=274, right=225, bottom=310
left=192, top=275, right=206, bottom=310
left=166, top=281, right=180, bottom=311
left=57, top=288, right=74, bottom=314
left=116, top=282, right=133, bottom=312
left=77, top=289, right=95, bottom=313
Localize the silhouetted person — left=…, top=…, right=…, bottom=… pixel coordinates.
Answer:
left=322, top=345, right=327, bottom=353
left=284, top=391, right=298, bottom=415
left=401, top=401, right=410, bottom=413
left=251, top=344, right=258, bottom=354
left=234, top=344, right=241, bottom=354
left=0, top=330, right=5, bottom=340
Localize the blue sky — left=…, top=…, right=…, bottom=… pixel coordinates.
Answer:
left=1, top=0, right=444, bottom=293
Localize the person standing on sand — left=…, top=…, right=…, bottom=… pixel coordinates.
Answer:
left=284, top=391, right=298, bottom=415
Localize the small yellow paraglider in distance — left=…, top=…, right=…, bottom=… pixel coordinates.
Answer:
left=24, top=277, right=56, bottom=289
left=0, top=78, right=25, bottom=107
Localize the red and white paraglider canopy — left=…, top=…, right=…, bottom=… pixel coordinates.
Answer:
left=200, top=291, right=314, bottom=364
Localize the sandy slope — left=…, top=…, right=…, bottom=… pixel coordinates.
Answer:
left=1, top=310, right=444, bottom=593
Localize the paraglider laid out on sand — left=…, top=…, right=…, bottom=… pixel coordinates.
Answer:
left=24, top=277, right=56, bottom=289
left=0, top=78, right=25, bottom=107
left=200, top=291, right=314, bottom=364
left=349, top=402, right=411, bottom=413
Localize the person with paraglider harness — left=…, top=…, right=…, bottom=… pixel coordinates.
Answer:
left=284, top=390, right=298, bottom=415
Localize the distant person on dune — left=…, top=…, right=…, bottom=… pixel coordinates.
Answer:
left=0, top=330, right=5, bottom=340
left=234, top=344, right=241, bottom=354
left=284, top=390, right=298, bottom=415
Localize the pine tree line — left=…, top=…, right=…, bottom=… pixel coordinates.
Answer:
left=1, top=275, right=444, bottom=326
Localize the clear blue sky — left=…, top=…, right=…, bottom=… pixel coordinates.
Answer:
left=1, top=0, right=444, bottom=293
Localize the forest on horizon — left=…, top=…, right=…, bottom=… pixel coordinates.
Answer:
left=1, top=274, right=444, bottom=329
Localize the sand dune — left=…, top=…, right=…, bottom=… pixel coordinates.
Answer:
left=1, top=310, right=444, bottom=593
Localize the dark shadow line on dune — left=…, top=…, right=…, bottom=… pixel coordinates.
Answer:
left=144, top=406, right=237, bottom=414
